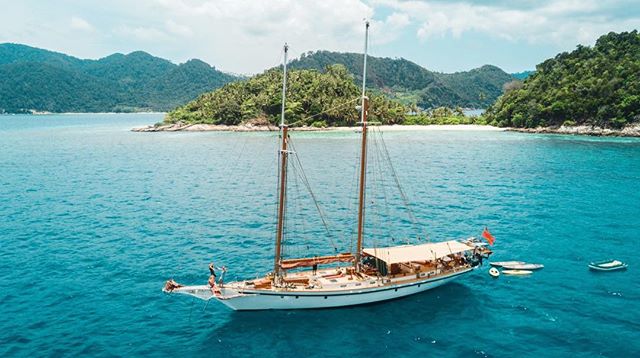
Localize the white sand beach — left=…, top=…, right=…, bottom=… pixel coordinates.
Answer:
left=132, top=123, right=505, bottom=132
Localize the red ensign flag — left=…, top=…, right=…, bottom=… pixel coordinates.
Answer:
left=482, top=227, right=495, bottom=246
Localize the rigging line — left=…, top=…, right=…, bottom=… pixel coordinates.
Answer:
left=225, top=135, right=270, bottom=220
left=227, top=135, right=250, bottom=181
left=378, top=129, right=427, bottom=241
left=368, top=128, right=378, bottom=241
left=378, top=129, right=397, bottom=243
left=289, top=160, right=308, bottom=256
left=369, top=128, right=380, bottom=238
left=374, top=129, right=392, bottom=244
left=269, top=134, right=280, bottom=232
left=370, top=135, right=383, bottom=245
left=371, top=127, right=394, bottom=243
left=293, top=163, right=311, bottom=253
left=288, top=139, right=339, bottom=252
left=346, top=144, right=360, bottom=254
left=284, top=162, right=296, bottom=259
left=371, top=128, right=391, bottom=243
left=242, top=136, right=272, bottom=183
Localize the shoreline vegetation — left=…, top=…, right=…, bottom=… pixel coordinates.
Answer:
left=484, top=31, right=640, bottom=131
left=132, top=122, right=503, bottom=132
left=139, top=32, right=639, bottom=138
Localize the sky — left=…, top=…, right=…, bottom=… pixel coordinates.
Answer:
left=1, top=0, right=639, bottom=74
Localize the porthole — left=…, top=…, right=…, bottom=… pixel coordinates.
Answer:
left=280, top=295, right=284, bottom=299
left=324, top=296, right=328, bottom=299
left=295, top=296, right=299, bottom=299
left=394, top=288, right=398, bottom=292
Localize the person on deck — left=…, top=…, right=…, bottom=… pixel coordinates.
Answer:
left=209, top=262, right=217, bottom=281
left=208, top=262, right=221, bottom=296
left=208, top=262, right=227, bottom=288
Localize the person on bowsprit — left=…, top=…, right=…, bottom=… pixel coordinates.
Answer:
left=208, top=262, right=220, bottom=296
left=208, top=262, right=227, bottom=288
left=209, top=262, right=217, bottom=280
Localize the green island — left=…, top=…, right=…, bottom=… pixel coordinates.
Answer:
left=3, top=31, right=639, bottom=136
left=166, top=64, right=483, bottom=128
left=0, top=44, right=239, bottom=113
left=0, top=43, right=512, bottom=115
left=484, top=31, right=640, bottom=130
left=160, top=31, right=639, bottom=135
left=287, top=51, right=514, bottom=109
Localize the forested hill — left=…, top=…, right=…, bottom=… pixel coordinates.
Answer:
left=287, top=51, right=515, bottom=108
left=511, top=71, right=535, bottom=80
left=166, top=65, right=406, bottom=126
left=485, top=31, right=640, bottom=128
left=0, top=44, right=240, bottom=113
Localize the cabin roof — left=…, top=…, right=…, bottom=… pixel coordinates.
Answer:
left=363, top=240, right=474, bottom=265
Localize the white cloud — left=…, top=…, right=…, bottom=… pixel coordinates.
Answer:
left=165, top=20, right=192, bottom=37
left=149, top=0, right=374, bottom=73
left=376, top=0, right=640, bottom=47
left=114, top=25, right=168, bottom=42
left=2, top=0, right=639, bottom=74
left=70, top=16, right=94, bottom=32
left=370, top=12, right=412, bottom=45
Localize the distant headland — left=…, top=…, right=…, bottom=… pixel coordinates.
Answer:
left=3, top=31, right=640, bottom=138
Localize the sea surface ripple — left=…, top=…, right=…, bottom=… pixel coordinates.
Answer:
left=1, top=114, right=639, bottom=357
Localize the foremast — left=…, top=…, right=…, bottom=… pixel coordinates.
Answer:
left=274, top=44, right=289, bottom=280
left=355, top=21, right=370, bottom=271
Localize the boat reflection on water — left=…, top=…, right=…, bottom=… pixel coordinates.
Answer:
left=197, top=283, right=480, bottom=355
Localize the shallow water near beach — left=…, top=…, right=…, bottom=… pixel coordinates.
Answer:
left=1, top=114, right=639, bottom=357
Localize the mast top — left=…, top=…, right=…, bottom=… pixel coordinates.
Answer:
left=280, top=43, right=289, bottom=128
left=360, top=20, right=369, bottom=125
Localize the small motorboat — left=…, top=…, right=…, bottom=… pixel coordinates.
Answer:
left=489, top=267, right=500, bottom=277
left=501, top=263, right=544, bottom=270
left=502, top=270, right=533, bottom=275
left=588, top=260, right=628, bottom=272
left=490, top=261, right=525, bottom=268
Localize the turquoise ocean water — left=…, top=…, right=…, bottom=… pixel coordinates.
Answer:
left=1, top=114, right=639, bottom=357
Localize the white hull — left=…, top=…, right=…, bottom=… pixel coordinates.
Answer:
left=171, top=267, right=474, bottom=311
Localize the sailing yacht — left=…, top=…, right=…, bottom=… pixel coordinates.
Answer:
left=163, top=22, right=493, bottom=310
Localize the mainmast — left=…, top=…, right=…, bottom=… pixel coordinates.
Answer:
left=274, top=43, right=289, bottom=279
left=355, top=21, right=369, bottom=270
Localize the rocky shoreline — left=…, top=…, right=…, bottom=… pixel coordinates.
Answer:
left=132, top=122, right=640, bottom=137
left=131, top=122, right=504, bottom=133
left=507, top=125, right=640, bottom=137
left=133, top=122, right=281, bottom=132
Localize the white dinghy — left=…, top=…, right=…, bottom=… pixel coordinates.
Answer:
left=589, top=260, right=627, bottom=272
left=501, top=263, right=544, bottom=270
left=502, top=270, right=533, bottom=276
left=490, top=261, right=525, bottom=268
